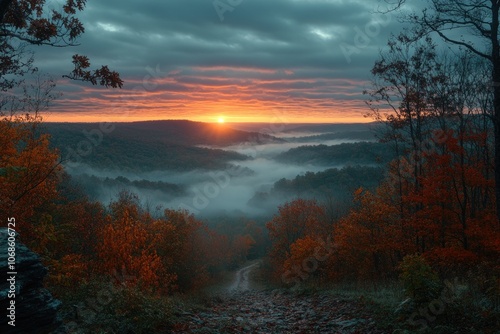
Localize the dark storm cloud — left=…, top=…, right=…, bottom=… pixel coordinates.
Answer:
left=34, top=0, right=408, bottom=121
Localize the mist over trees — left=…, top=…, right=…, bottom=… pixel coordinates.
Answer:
left=275, top=142, right=394, bottom=166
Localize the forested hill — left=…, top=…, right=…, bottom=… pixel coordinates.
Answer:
left=43, top=120, right=277, bottom=172
left=44, top=120, right=283, bottom=147
left=275, top=142, right=395, bottom=166
left=248, top=165, right=384, bottom=212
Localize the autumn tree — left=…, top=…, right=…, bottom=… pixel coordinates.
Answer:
left=39, top=190, right=106, bottom=288
left=97, top=196, right=174, bottom=293
left=0, top=112, right=61, bottom=242
left=333, top=187, right=402, bottom=281
left=367, top=31, right=495, bottom=235
left=0, top=75, right=63, bottom=228
left=282, top=235, right=332, bottom=285
left=266, top=199, right=329, bottom=279
left=404, top=130, right=497, bottom=274
left=366, top=35, right=455, bottom=192
left=382, top=0, right=500, bottom=222
left=0, top=1, right=123, bottom=249
left=150, top=209, right=221, bottom=291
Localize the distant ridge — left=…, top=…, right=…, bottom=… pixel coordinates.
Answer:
left=42, top=120, right=284, bottom=172
left=44, top=120, right=284, bottom=147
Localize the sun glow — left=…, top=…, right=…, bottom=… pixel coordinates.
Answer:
left=217, top=117, right=225, bottom=124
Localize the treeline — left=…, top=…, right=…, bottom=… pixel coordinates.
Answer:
left=285, top=130, right=376, bottom=143
left=275, top=142, right=395, bottom=166
left=46, top=126, right=248, bottom=172
left=273, top=165, right=383, bottom=196
left=249, top=165, right=384, bottom=213
left=71, top=174, right=186, bottom=202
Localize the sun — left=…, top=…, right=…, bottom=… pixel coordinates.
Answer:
left=217, top=117, right=225, bottom=124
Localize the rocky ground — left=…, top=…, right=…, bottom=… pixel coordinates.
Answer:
left=170, top=263, right=390, bottom=334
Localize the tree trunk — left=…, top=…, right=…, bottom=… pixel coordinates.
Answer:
left=495, top=92, right=500, bottom=223
left=492, top=1, right=500, bottom=224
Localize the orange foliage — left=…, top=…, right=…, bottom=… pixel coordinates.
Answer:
left=46, top=253, right=89, bottom=288
left=283, top=236, right=329, bottom=282
left=266, top=199, right=328, bottom=279
left=150, top=209, right=210, bottom=291
left=334, top=187, right=403, bottom=281
left=0, top=115, right=61, bottom=242
left=331, top=128, right=500, bottom=282
left=97, top=209, right=173, bottom=293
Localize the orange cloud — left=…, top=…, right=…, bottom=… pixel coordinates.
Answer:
left=45, top=67, right=373, bottom=124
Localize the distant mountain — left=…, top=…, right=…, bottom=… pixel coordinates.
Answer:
left=227, top=122, right=380, bottom=134
left=284, top=131, right=376, bottom=142
left=43, top=120, right=282, bottom=172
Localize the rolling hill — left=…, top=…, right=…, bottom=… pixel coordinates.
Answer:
left=43, top=120, right=282, bottom=172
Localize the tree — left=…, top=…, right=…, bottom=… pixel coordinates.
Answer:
left=367, top=32, right=495, bottom=225
left=0, top=0, right=123, bottom=91
left=98, top=207, right=170, bottom=293
left=366, top=34, right=444, bottom=197
left=0, top=112, right=61, bottom=239
left=383, top=0, right=500, bottom=222
left=1, top=1, right=123, bottom=235
left=334, top=187, right=402, bottom=281
left=266, top=199, right=329, bottom=279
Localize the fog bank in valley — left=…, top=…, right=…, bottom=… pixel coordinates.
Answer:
left=66, top=125, right=380, bottom=220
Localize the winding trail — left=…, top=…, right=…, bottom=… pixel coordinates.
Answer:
left=228, top=262, right=258, bottom=293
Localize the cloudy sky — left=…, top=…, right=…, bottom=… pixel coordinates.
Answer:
left=37, top=0, right=411, bottom=123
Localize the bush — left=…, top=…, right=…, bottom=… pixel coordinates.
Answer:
left=58, top=279, right=174, bottom=333
left=399, top=254, right=442, bottom=305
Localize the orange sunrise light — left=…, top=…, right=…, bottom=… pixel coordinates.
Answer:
left=217, top=117, right=225, bottom=124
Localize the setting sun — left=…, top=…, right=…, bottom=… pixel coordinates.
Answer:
left=218, top=117, right=225, bottom=124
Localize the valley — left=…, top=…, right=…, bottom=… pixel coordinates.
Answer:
left=45, top=120, right=386, bottom=221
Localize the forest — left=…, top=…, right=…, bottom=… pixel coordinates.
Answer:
left=274, top=142, right=394, bottom=166
left=1, top=0, right=500, bottom=333
left=44, top=122, right=251, bottom=172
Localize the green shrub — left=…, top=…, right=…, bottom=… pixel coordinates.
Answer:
left=399, top=254, right=442, bottom=305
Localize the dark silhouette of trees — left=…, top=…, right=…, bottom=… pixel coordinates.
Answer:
left=381, top=0, right=500, bottom=221
left=0, top=0, right=123, bottom=91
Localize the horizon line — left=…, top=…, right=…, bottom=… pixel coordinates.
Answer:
left=43, top=118, right=377, bottom=125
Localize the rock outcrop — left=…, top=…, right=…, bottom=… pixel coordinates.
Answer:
left=0, top=228, right=61, bottom=333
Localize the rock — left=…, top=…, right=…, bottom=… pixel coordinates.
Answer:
left=0, top=228, right=61, bottom=334
left=170, top=288, right=389, bottom=333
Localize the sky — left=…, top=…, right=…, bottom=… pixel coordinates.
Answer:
left=35, top=0, right=415, bottom=123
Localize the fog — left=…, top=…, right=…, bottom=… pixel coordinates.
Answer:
left=69, top=156, right=337, bottom=219
left=66, top=132, right=370, bottom=221
left=263, top=131, right=329, bottom=139
left=172, top=157, right=332, bottom=218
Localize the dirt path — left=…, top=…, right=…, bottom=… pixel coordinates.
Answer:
left=170, top=264, right=389, bottom=333
left=227, top=262, right=258, bottom=293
